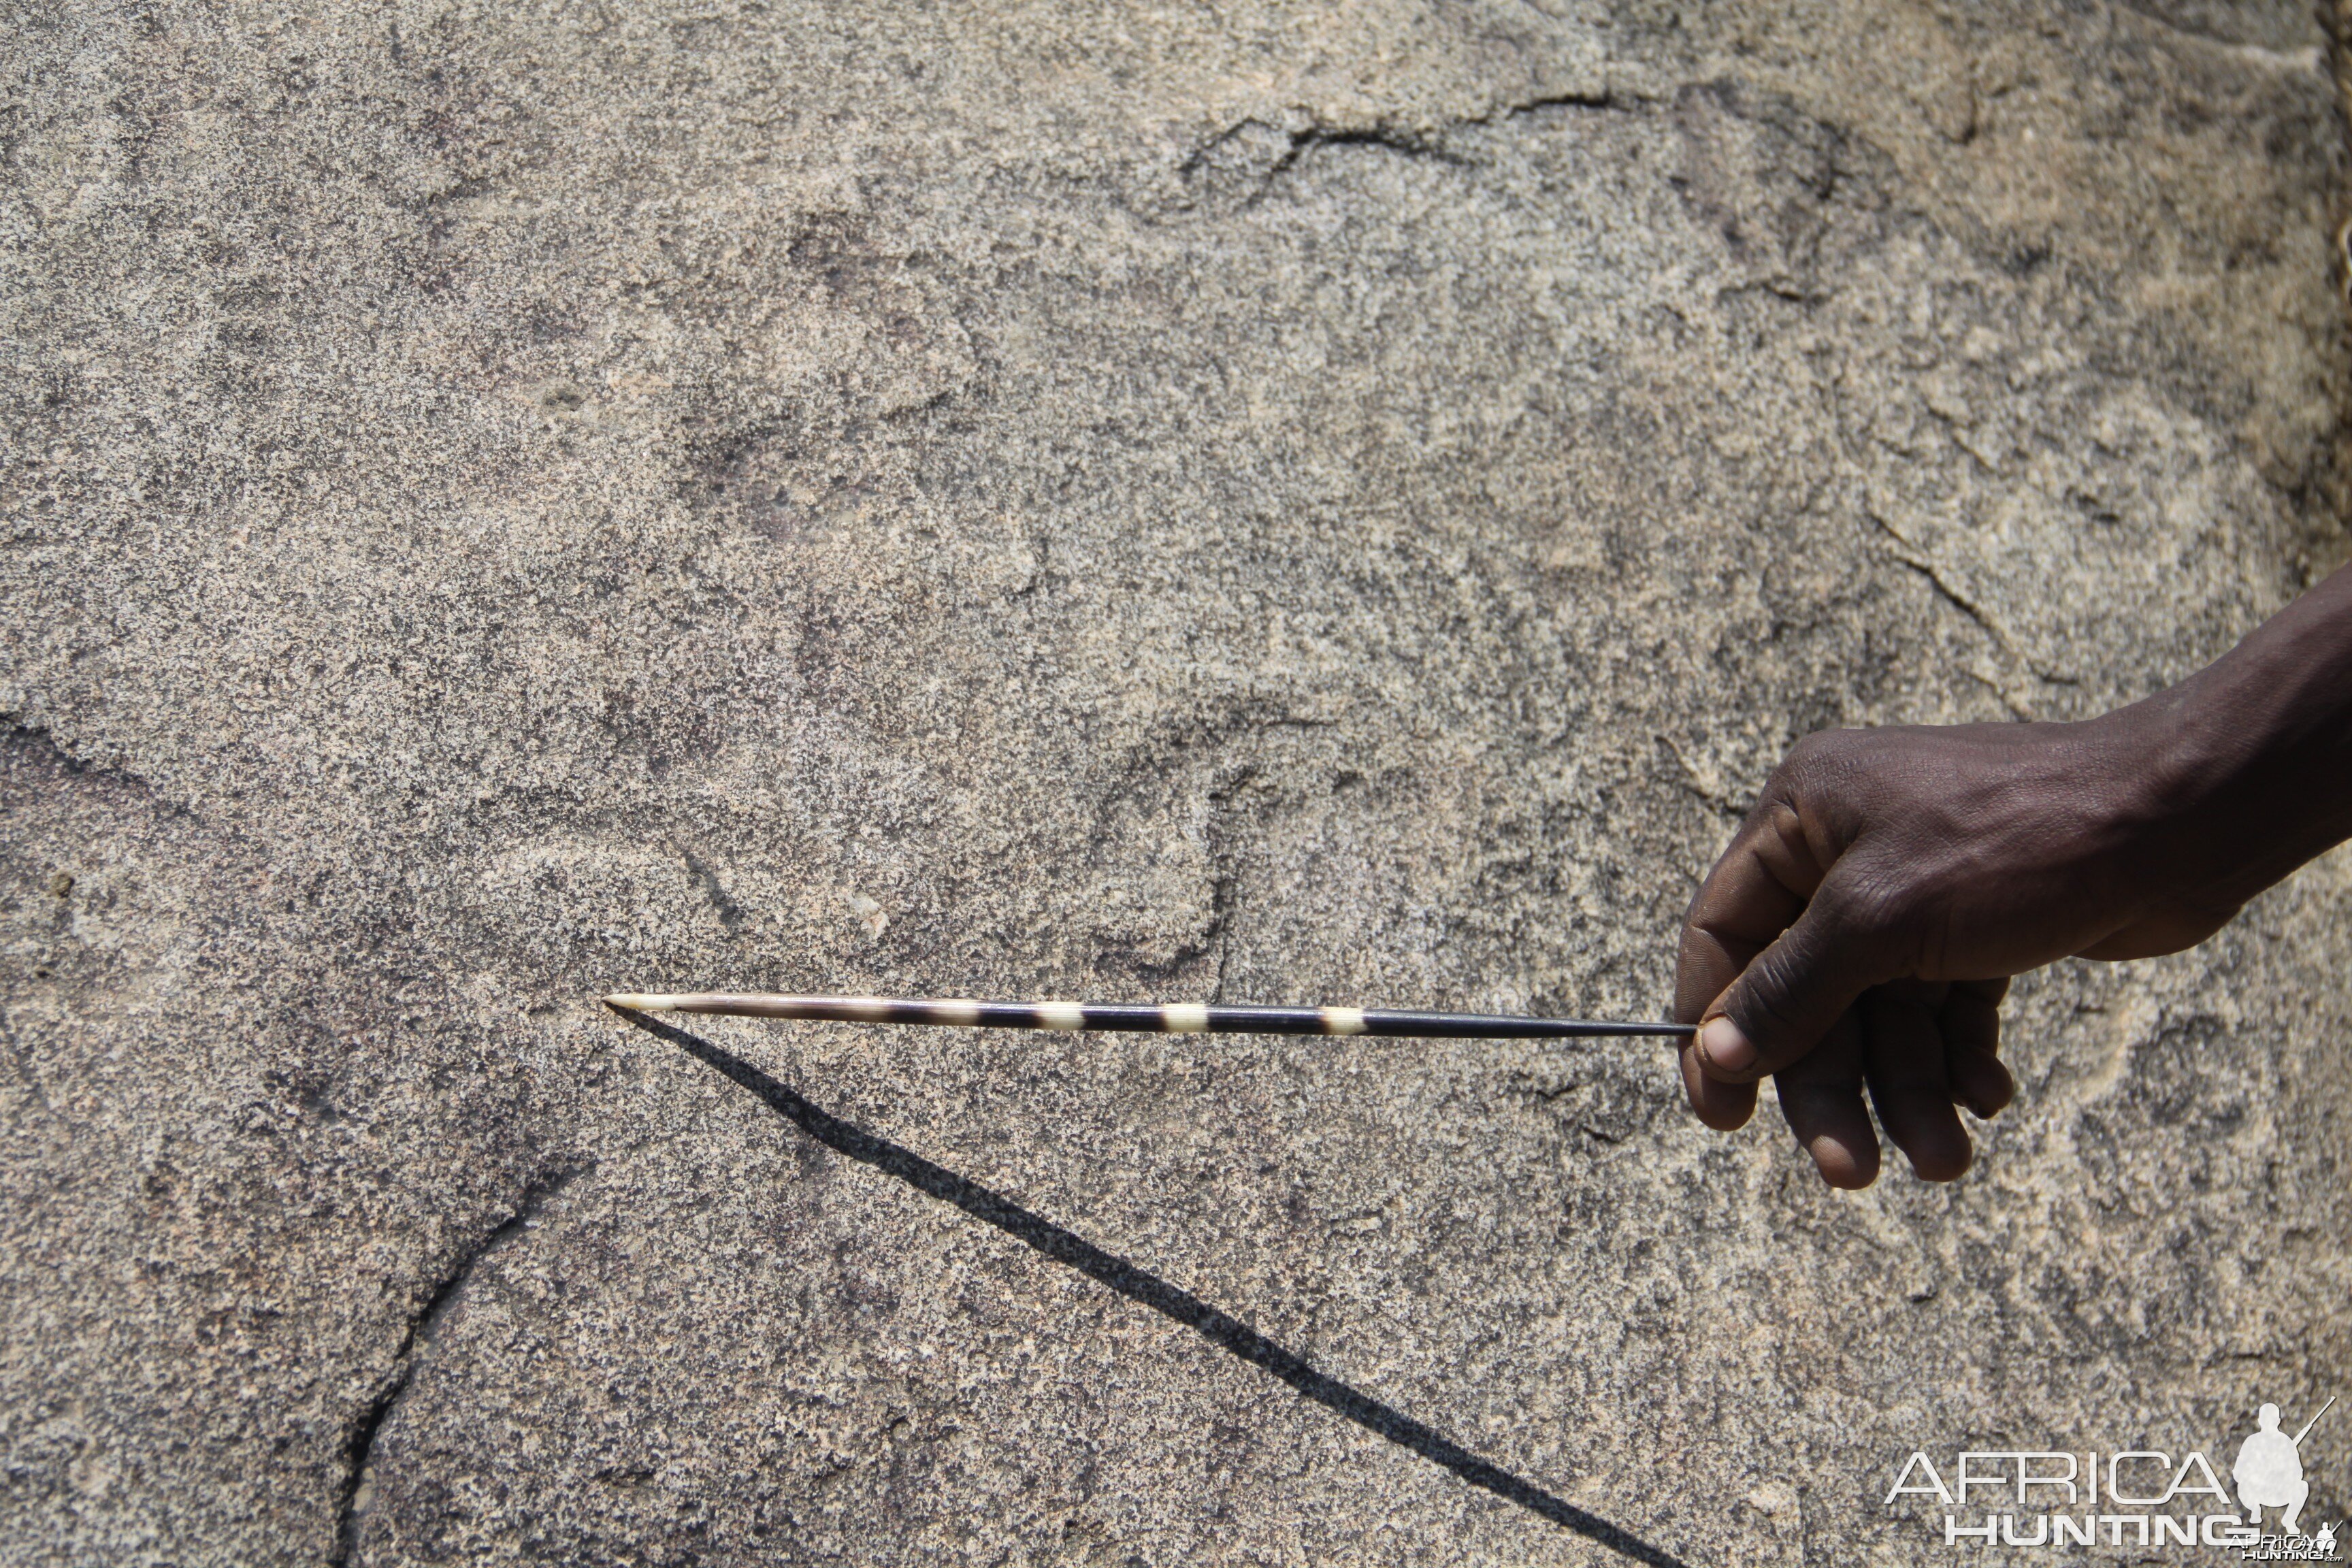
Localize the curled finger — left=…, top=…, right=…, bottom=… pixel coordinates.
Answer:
left=1772, top=1007, right=1878, bottom=1188
left=1862, top=987, right=1971, bottom=1181
left=1939, top=977, right=2014, bottom=1121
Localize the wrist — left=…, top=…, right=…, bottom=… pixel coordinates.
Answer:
left=2086, top=594, right=2352, bottom=913
left=2068, top=699, right=2232, bottom=910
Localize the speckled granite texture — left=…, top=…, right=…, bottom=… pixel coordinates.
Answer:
left=4, top=2, right=2349, bottom=1563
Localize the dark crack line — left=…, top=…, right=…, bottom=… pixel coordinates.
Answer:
left=1884, top=546, right=2001, bottom=642
left=1182, top=87, right=1616, bottom=195
left=1273, top=124, right=1471, bottom=175
left=624, top=1010, right=1686, bottom=1567
left=1484, top=88, right=1617, bottom=125
left=1177, top=118, right=1454, bottom=212
left=331, top=1162, right=593, bottom=1567
left=1868, top=516, right=2079, bottom=692
left=1882, top=550, right=2081, bottom=691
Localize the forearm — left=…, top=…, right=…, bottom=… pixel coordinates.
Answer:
left=2116, top=564, right=2352, bottom=911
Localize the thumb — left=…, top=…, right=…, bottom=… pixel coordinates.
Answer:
left=1694, top=885, right=1895, bottom=1083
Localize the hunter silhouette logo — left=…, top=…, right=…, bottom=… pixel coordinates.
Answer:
left=2234, top=1398, right=2340, bottom=1563
left=2236, top=1400, right=2329, bottom=1533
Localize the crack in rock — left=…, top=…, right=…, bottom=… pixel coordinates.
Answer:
left=331, top=1163, right=593, bottom=1567
left=1176, top=88, right=1615, bottom=209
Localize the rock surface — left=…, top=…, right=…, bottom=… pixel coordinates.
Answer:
left=5, top=1, right=2351, bottom=1563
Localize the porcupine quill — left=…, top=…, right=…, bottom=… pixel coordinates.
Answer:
left=602, top=993, right=1694, bottom=1040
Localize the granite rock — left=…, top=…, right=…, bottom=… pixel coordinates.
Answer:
left=3, top=1, right=2350, bottom=1563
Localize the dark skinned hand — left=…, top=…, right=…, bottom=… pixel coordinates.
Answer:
left=1672, top=564, right=2352, bottom=1187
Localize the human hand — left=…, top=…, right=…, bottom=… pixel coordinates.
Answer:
left=1669, top=715, right=2244, bottom=1187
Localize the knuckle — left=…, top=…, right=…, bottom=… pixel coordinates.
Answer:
left=1770, top=736, right=1830, bottom=796
left=1769, top=728, right=1887, bottom=844
left=1782, top=726, right=1863, bottom=780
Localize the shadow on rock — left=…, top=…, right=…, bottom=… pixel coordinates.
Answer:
left=617, top=1008, right=1687, bottom=1567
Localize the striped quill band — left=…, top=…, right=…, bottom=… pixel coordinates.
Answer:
left=602, top=993, right=1694, bottom=1041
